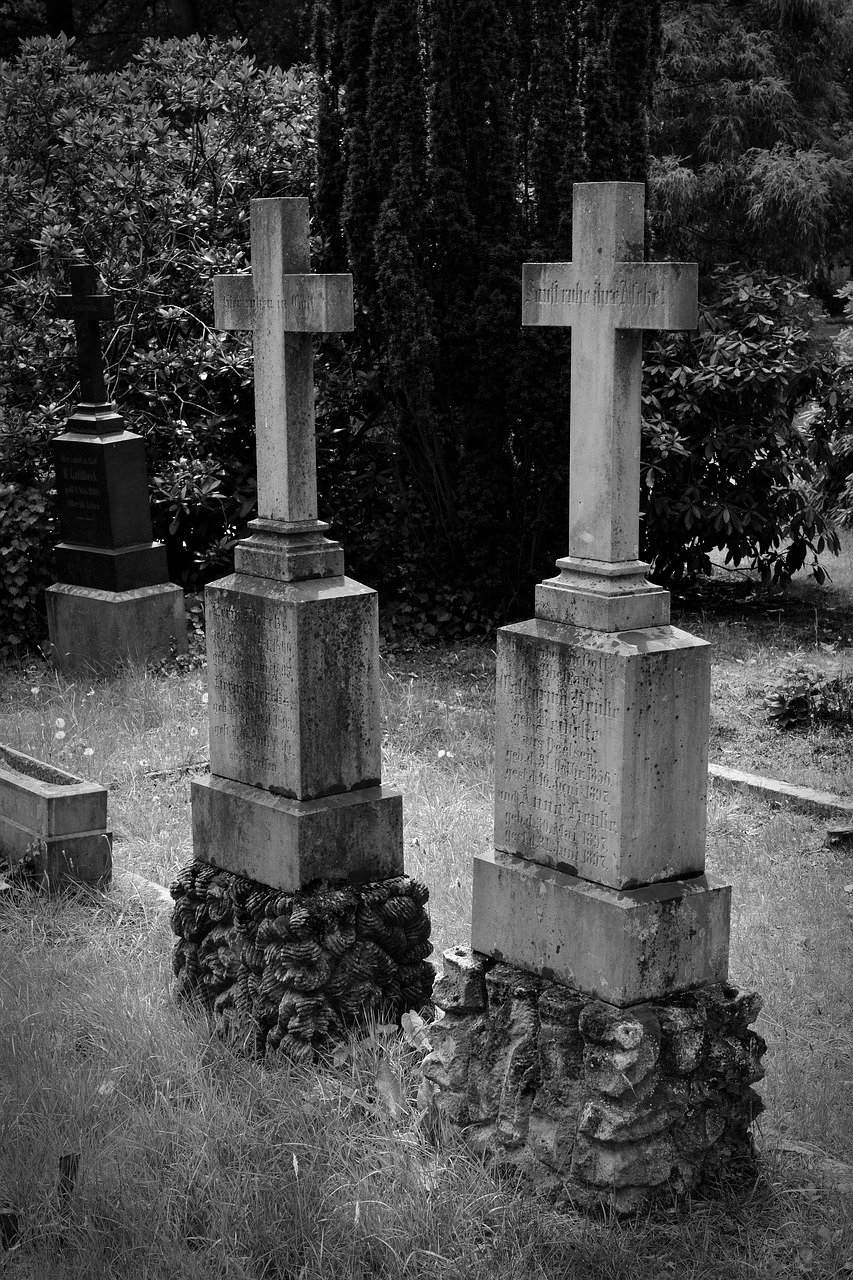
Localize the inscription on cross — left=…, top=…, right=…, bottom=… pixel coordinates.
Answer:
left=523, top=183, right=698, bottom=575
left=55, top=263, right=115, bottom=408
left=214, top=198, right=354, bottom=530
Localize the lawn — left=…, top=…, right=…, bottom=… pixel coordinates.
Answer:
left=0, top=548, right=852, bottom=1278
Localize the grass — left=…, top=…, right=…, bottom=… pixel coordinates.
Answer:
left=680, top=533, right=853, bottom=795
left=1, top=556, right=853, bottom=1276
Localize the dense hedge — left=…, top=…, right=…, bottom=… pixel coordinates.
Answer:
left=0, top=34, right=316, bottom=656
left=0, top=33, right=850, bottom=659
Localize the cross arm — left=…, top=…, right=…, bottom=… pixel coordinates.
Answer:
left=214, top=274, right=355, bottom=335
left=214, top=274, right=255, bottom=331
left=55, top=294, right=114, bottom=322
left=522, top=261, right=698, bottom=331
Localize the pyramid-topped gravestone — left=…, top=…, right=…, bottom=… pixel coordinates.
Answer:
left=45, top=263, right=187, bottom=674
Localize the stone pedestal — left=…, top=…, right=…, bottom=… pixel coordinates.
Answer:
left=45, top=581, right=187, bottom=676
left=424, top=949, right=765, bottom=1213
left=205, top=573, right=383, bottom=798
left=181, top=541, right=421, bottom=1037
left=192, top=556, right=404, bottom=883
left=48, top=421, right=187, bottom=674
left=495, top=620, right=710, bottom=889
left=472, top=851, right=730, bottom=1006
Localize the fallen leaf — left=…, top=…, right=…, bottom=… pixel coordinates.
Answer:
left=401, top=1009, right=431, bottom=1052
left=374, top=1054, right=405, bottom=1119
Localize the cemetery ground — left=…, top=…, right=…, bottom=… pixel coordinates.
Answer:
left=1, top=562, right=852, bottom=1279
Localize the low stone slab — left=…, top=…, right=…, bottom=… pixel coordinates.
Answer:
left=45, top=582, right=187, bottom=675
left=0, top=745, right=111, bottom=888
left=709, top=762, right=853, bottom=819
left=191, top=774, right=403, bottom=890
left=471, top=848, right=730, bottom=1006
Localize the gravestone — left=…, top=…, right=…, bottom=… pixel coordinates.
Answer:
left=424, top=184, right=765, bottom=1210
left=170, top=198, right=432, bottom=1059
left=45, top=263, right=187, bottom=674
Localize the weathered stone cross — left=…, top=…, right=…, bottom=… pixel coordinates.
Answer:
left=55, top=263, right=115, bottom=407
left=214, top=197, right=354, bottom=529
left=523, top=182, right=697, bottom=569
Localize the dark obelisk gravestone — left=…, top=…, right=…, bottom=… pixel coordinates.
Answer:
left=45, top=263, right=187, bottom=674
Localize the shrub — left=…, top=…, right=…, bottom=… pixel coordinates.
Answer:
left=0, top=412, right=56, bottom=658
left=641, top=268, right=844, bottom=586
left=0, top=34, right=317, bottom=615
left=763, top=656, right=853, bottom=730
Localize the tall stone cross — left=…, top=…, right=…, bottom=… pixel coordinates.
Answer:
left=55, top=263, right=115, bottom=407
left=214, top=197, right=354, bottom=530
left=523, top=182, right=697, bottom=571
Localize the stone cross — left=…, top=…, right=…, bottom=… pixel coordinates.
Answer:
left=55, top=263, right=115, bottom=406
left=214, top=198, right=354, bottom=529
left=522, top=182, right=697, bottom=567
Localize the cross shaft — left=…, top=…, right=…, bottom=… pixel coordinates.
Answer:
left=522, top=183, right=697, bottom=566
left=55, top=263, right=115, bottom=405
left=214, top=198, right=354, bottom=528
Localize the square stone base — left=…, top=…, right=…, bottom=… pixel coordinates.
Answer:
left=46, top=582, right=188, bottom=675
left=423, top=949, right=765, bottom=1213
left=472, top=848, right=730, bottom=1006
left=191, top=774, right=404, bottom=890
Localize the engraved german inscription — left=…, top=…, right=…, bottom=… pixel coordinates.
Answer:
left=495, top=634, right=624, bottom=879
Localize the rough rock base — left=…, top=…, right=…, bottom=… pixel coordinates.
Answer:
left=423, top=947, right=766, bottom=1212
left=170, top=860, right=434, bottom=1061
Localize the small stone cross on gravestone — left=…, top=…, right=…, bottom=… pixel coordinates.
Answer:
left=523, top=183, right=697, bottom=574
left=55, top=263, right=115, bottom=408
left=214, top=198, right=354, bottom=531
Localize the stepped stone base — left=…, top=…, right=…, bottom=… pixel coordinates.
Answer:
left=191, top=775, right=403, bottom=891
left=170, top=860, right=434, bottom=1061
left=423, top=948, right=765, bottom=1213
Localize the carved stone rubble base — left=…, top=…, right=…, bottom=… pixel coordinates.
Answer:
left=423, top=948, right=766, bottom=1213
left=170, top=860, right=434, bottom=1061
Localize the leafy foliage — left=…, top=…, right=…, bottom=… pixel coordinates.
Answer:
left=0, top=413, right=56, bottom=658
left=763, top=656, right=853, bottom=729
left=0, top=34, right=316, bottom=632
left=641, top=269, right=842, bottom=584
left=650, top=0, right=853, bottom=277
